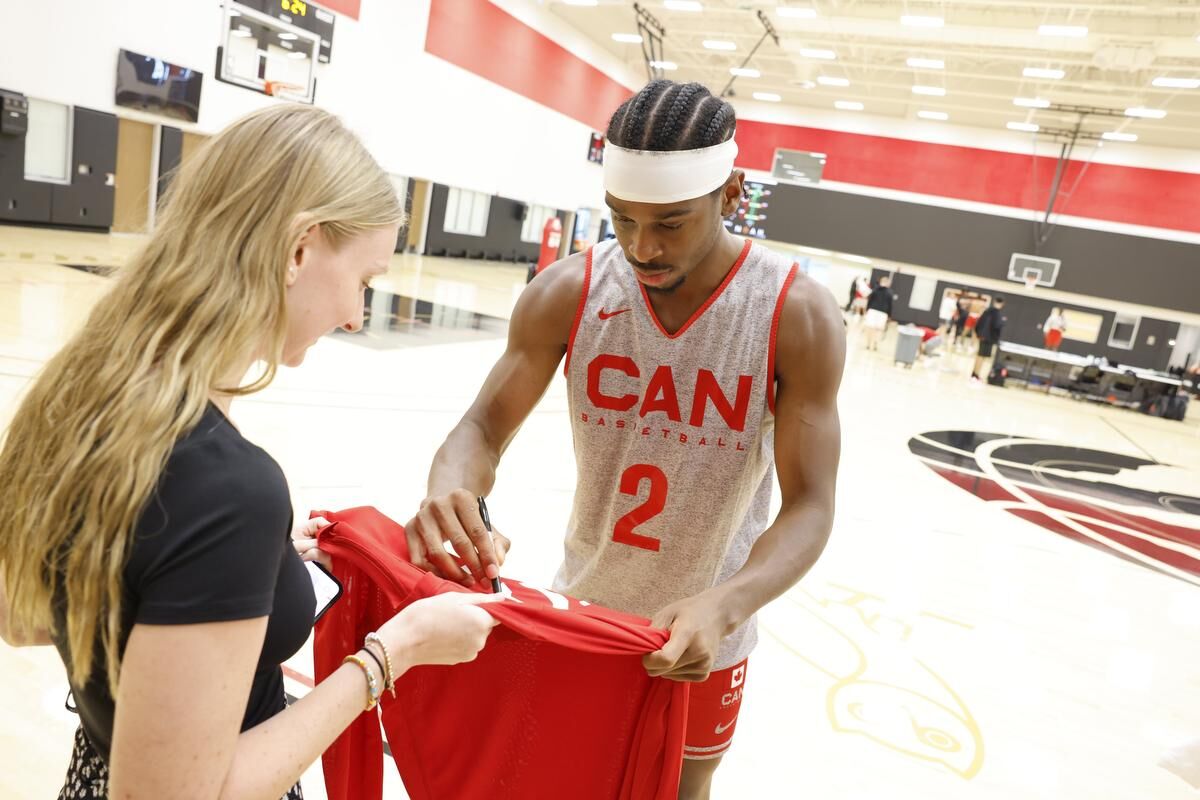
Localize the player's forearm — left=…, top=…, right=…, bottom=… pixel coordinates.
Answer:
left=714, top=502, right=833, bottom=633
left=426, top=417, right=501, bottom=499
left=217, top=658, right=396, bottom=800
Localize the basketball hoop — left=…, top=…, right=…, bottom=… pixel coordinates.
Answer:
left=1024, top=274, right=1039, bottom=292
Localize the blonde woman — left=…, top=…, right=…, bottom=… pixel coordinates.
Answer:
left=0, top=105, right=500, bottom=800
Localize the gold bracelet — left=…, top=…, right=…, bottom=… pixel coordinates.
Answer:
left=343, top=653, right=380, bottom=711
left=364, top=632, right=397, bottom=698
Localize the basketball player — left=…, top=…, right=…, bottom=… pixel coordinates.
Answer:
left=1043, top=306, right=1067, bottom=351
left=409, top=81, right=844, bottom=798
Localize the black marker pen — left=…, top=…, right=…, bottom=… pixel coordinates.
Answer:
left=476, top=496, right=503, bottom=594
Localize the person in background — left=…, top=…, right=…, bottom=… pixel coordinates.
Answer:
left=863, top=275, right=893, bottom=351
left=916, top=325, right=944, bottom=358
left=963, top=307, right=981, bottom=347
left=971, top=296, right=1007, bottom=383
left=849, top=274, right=871, bottom=319
left=938, top=292, right=959, bottom=336
left=1043, top=307, right=1067, bottom=351
left=949, top=296, right=971, bottom=349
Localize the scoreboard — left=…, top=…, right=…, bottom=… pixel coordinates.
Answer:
left=724, top=181, right=772, bottom=240
left=235, top=0, right=337, bottom=62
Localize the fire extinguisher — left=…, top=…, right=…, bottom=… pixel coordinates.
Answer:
left=535, top=216, right=563, bottom=276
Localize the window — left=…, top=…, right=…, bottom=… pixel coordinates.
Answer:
left=907, top=276, right=936, bottom=311
left=521, top=204, right=558, bottom=243
left=1108, top=314, right=1140, bottom=350
left=24, top=98, right=72, bottom=184
left=443, top=187, right=490, bottom=236
left=1062, top=310, right=1103, bottom=344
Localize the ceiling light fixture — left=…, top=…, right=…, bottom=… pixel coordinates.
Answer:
left=1152, top=76, right=1200, bottom=89
left=1038, top=25, right=1088, bottom=37
left=1024, top=67, right=1065, bottom=80
left=777, top=6, right=817, bottom=18
left=1124, top=106, right=1166, bottom=119
left=901, top=15, right=944, bottom=28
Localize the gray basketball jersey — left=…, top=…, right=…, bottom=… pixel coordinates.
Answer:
left=554, top=237, right=797, bottom=669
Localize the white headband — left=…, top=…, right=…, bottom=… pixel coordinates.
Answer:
left=603, top=138, right=739, bottom=204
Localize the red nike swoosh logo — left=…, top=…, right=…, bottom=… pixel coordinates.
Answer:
left=598, top=308, right=631, bottom=320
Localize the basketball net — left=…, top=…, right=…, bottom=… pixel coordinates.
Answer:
left=1024, top=274, right=1038, bottom=292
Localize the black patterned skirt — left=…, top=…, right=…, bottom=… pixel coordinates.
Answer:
left=59, top=725, right=303, bottom=799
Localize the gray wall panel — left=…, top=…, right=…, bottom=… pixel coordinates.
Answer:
left=769, top=183, right=1200, bottom=315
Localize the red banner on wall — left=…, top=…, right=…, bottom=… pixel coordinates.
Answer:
left=426, top=0, right=633, bottom=132
left=320, top=0, right=360, bottom=19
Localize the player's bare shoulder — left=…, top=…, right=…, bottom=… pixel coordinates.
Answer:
left=511, top=251, right=590, bottom=346
left=776, top=269, right=847, bottom=382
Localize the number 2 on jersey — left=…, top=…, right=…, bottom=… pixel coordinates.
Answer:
left=612, top=464, right=668, bottom=552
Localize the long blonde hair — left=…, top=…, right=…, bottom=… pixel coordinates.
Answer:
left=0, top=104, right=404, bottom=695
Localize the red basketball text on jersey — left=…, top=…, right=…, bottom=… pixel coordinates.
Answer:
left=586, top=355, right=755, bottom=432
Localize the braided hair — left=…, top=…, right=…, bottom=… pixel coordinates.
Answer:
left=606, top=80, right=736, bottom=152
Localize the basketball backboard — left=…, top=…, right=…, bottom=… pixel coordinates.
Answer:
left=217, top=1, right=319, bottom=103
left=1007, top=252, right=1060, bottom=288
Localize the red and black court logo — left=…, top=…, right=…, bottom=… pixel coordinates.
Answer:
left=909, top=431, right=1200, bottom=585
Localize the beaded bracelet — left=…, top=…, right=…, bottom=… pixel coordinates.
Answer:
left=361, top=646, right=387, bottom=685
left=364, top=632, right=397, bottom=698
left=343, top=653, right=380, bottom=711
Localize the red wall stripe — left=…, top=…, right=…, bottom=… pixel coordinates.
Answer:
left=735, top=120, right=1200, bottom=234
left=425, top=0, right=633, bottom=132
left=319, top=0, right=360, bottom=19
left=424, top=0, right=1197, bottom=234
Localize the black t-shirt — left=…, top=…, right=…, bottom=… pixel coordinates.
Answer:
left=976, top=307, right=1008, bottom=343
left=51, top=405, right=315, bottom=761
left=867, top=286, right=893, bottom=315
